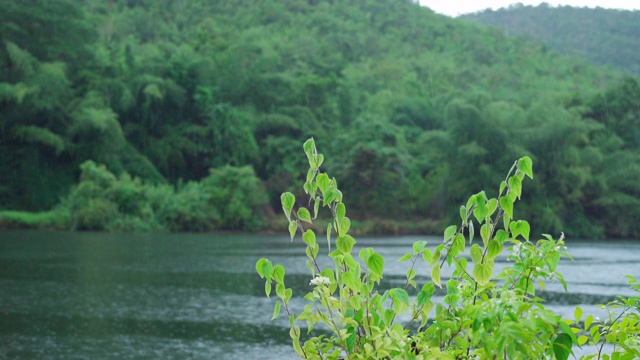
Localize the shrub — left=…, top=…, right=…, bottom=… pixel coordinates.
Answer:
left=65, top=160, right=268, bottom=232
left=201, top=165, right=268, bottom=230
left=157, top=182, right=219, bottom=232
left=0, top=208, right=70, bottom=230
left=257, top=138, right=640, bottom=359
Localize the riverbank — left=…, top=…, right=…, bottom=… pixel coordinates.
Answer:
left=263, top=216, right=445, bottom=237
left=0, top=208, right=444, bottom=237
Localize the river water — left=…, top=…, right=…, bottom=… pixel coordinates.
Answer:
left=0, top=231, right=637, bottom=359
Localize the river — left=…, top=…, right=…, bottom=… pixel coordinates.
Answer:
left=0, top=231, right=637, bottom=359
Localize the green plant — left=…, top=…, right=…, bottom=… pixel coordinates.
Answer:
left=256, top=138, right=640, bottom=359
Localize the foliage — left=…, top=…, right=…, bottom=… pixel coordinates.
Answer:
left=1, top=0, right=639, bottom=236
left=0, top=208, right=70, bottom=230
left=66, top=161, right=159, bottom=231
left=257, top=139, right=640, bottom=359
left=461, top=4, right=640, bottom=76
left=63, top=160, right=266, bottom=232
left=158, top=165, right=269, bottom=231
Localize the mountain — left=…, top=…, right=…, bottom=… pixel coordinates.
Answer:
left=460, top=3, right=640, bottom=76
left=1, top=0, right=639, bottom=238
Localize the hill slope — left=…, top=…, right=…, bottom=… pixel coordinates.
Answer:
left=460, top=3, right=640, bottom=76
left=1, top=0, right=639, bottom=237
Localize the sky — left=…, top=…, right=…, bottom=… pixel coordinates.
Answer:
left=418, top=1, right=640, bottom=17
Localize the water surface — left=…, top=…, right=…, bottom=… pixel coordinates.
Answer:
left=0, top=231, right=637, bottom=359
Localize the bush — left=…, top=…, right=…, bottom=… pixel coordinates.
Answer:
left=64, top=160, right=267, bottom=232
left=0, top=208, right=70, bottom=230
left=201, top=165, right=268, bottom=230
left=158, top=182, right=219, bottom=232
left=257, top=138, right=640, bottom=359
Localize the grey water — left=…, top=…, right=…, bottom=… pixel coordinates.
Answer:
left=0, top=231, right=638, bottom=359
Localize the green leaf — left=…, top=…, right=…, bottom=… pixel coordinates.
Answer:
left=265, top=280, right=271, bottom=298
left=486, top=198, right=498, bottom=218
left=500, top=196, right=514, bottom=220
left=574, top=306, right=583, bottom=323
left=480, top=223, right=492, bottom=247
left=431, top=266, right=442, bottom=288
left=367, top=253, right=384, bottom=278
left=417, top=284, right=435, bottom=307
left=413, top=241, right=427, bottom=254
left=416, top=290, right=430, bottom=307
left=342, top=271, right=357, bottom=290
left=553, top=333, right=572, bottom=360
left=302, top=230, right=316, bottom=247
left=495, top=229, right=509, bottom=243
left=273, top=265, right=285, bottom=283
left=339, top=217, right=351, bottom=236
left=585, top=315, right=593, bottom=330
left=466, top=195, right=477, bottom=211
left=453, top=233, right=465, bottom=253
left=406, top=268, right=416, bottom=281
left=444, top=225, right=456, bottom=241
left=518, top=156, right=533, bottom=179
left=306, top=168, right=315, bottom=185
left=336, top=202, right=346, bottom=221
left=473, top=192, right=488, bottom=222
left=256, top=258, right=267, bottom=278
left=422, top=282, right=436, bottom=297
left=288, top=220, right=298, bottom=240
left=470, top=244, right=483, bottom=264
left=271, top=301, right=281, bottom=320
left=313, top=197, right=320, bottom=219
left=486, top=240, right=502, bottom=259
left=399, top=253, right=413, bottom=262
left=285, top=288, right=292, bottom=304
left=297, top=208, right=312, bottom=223
left=455, top=257, right=468, bottom=275
left=459, top=206, right=467, bottom=223
left=281, top=192, right=295, bottom=216
left=558, top=321, right=578, bottom=345
left=303, top=182, right=312, bottom=195
left=336, top=234, right=356, bottom=254
left=303, top=138, right=315, bottom=156
left=431, top=245, right=444, bottom=265
left=359, top=247, right=373, bottom=264
left=473, top=260, right=494, bottom=286
left=390, top=288, right=410, bottom=306
left=578, top=335, right=588, bottom=346
left=509, top=220, right=530, bottom=241
left=326, top=223, right=332, bottom=252
left=508, top=176, right=522, bottom=199
left=306, top=259, right=315, bottom=276
left=316, top=173, right=330, bottom=195
left=346, top=327, right=356, bottom=353
left=383, top=308, right=394, bottom=326
left=422, top=248, right=433, bottom=263
left=323, top=189, right=336, bottom=205
left=546, top=252, right=561, bottom=272
left=333, top=189, right=343, bottom=203
left=503, top=216, right=510, bottom=233
left=468, top=220, right=475, bottom=244
left=315, top=153, right=324, bottom=168
left=261, top=260, right=273, bottom=279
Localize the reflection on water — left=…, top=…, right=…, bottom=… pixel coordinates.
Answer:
left=0, top=231, right=637, bottom=359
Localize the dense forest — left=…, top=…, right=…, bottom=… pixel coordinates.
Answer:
left=1, top=0, right=639, bottom=238
left=461, top=3, right=640, bottom=76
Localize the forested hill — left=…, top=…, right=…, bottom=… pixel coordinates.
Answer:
left=1, top=0, right=639, bottom=238
left=460, top=4, right=640, bottom=76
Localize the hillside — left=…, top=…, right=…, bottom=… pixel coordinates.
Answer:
left=460, top=3, right=640, bottom=76
left=1, top=0, right=639, bottom=238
